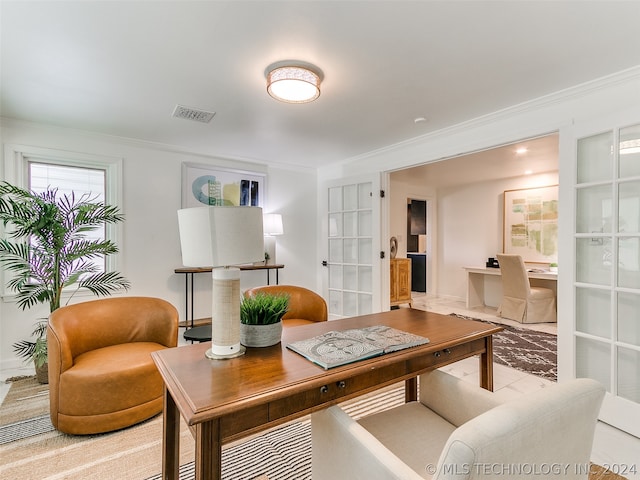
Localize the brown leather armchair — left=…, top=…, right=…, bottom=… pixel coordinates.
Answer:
left=47, top=296, right=178, bottom=435
left=244, top=285, right=328, bottom=327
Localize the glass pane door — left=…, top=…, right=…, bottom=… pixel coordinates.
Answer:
left=574, top=122, right=640, bottom=435
left=325, top=176, right=380, bottom=319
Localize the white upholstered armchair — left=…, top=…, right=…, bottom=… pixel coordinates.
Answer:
left=312, top=370, right=604, bottom=480
left=496, top=253, right=556, bottom=323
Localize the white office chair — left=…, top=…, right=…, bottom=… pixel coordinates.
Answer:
left=496, top=253, right=556, bottom=323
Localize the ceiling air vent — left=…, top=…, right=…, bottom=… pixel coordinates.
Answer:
left=172, top=104, right=216, bottom=123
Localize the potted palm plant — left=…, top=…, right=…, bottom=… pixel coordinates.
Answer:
left=0, top=182, right=130, bottom=383
left=240, top=292, right=289, bottom=347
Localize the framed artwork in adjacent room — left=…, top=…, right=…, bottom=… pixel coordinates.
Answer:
left=503, top=185, right=558, bottom=263
left=182, top=163, right=265, bottom=208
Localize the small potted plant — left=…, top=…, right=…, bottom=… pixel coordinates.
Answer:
left=240, top=292, right=289, bottom=347
left=549, top=262, right=558, bottom=273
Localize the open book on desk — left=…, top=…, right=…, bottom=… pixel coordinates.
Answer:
left=286, top=325, right=430, bottom=369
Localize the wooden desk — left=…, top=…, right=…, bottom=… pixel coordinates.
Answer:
left=152, top=309, right=502, bottom=480
left=464, top=266, right=558, bottom=309
left=175, top=264, right=284, bottom=328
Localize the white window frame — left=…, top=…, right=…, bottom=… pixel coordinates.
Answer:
left=1, top=144, right=124, bottom=301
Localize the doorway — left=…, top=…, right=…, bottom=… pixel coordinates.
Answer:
left=407, top=198, right=427, bottom=293
left=388, top=133, right=559, bottom=300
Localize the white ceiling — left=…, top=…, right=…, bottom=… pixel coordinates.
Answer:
left=1, top=1, right=639, bottom=171
left=391, top=132, right=559, bottom=188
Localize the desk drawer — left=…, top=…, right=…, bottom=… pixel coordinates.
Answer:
left=406, top=338, right=486, bottom=373
left=220, top=404, right=269, bottom=439
left=269, top=386, right=334, bottom=421
left=269, top=362, right=406, bottom=421
left=337, top=362, right=406, bottom=397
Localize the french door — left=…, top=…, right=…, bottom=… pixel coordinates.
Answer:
left=322, top=174, right=383, bottom=320
left=567, top=112, right=640, bottom=437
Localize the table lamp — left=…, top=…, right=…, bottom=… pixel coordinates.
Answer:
left=263, top=213, right=283, bottom=265
left=177, top=206, right=264, bottom=359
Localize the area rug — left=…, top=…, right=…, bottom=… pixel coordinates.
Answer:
left=0, top=379, right=625, bottom=480
left=451, top=313, right=557, bottom=381
left=0, top=376, right=404, bottom=480
left=1, top=373, right=626, bottom=480
left=0, top=375, right=52, bottom=444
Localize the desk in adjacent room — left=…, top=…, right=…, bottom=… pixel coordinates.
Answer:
left=464, top=266, right=557, bottom=309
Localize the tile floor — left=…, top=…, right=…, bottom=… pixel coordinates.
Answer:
left=1, top=293, right=638, bottom=478
left=409, top=293, right=640, bottom=479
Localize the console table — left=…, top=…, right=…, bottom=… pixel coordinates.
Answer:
left=174, top=264, right=284, bottom=329
left=152, top=308, right=502, bottom=480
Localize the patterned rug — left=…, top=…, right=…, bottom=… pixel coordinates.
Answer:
left=451, top=314, right=557, bottom=381
left=0, top=375, right=53, bottom=444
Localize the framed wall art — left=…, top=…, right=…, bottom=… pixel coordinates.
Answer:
left=503, top=185, right=558, bottom=263
left=182, top=163, right=265, bottom=208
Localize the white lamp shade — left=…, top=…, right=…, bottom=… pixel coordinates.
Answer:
left=177, top=206, right=264, bottom=267
left=263, top=213, right=283, bottom=236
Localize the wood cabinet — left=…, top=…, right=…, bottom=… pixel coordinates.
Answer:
left=390, top=258, right=412, bottom=307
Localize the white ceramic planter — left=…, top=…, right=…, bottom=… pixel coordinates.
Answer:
left=240, top=322, right=283, bottom=347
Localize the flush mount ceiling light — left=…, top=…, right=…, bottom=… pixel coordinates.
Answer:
left=266, top=64, right=321, bottom=104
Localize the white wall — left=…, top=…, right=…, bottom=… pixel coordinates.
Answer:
left=436, top=172, right=558, bottom=302
left=0, top=120, right=318, bottom=370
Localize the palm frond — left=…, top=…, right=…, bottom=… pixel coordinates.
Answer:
left=72, top=202, right=125, bottom=228
left=77, top=271, right=131, bottom=297
left=12, top=339, right=37, bottom=361
left=0, top=240, right=31, bottom=272
left=62, top=238, right=119, bottom=260
left=10, top=282, right=55, bottom=311
left=31, top=321, right=48, bottom=338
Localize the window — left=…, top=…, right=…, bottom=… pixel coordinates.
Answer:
left=29, top=161, right=108, bottom=272
left=2, top=144, right=123, bottom=298
left=29, top=162, right=106, bottom=199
